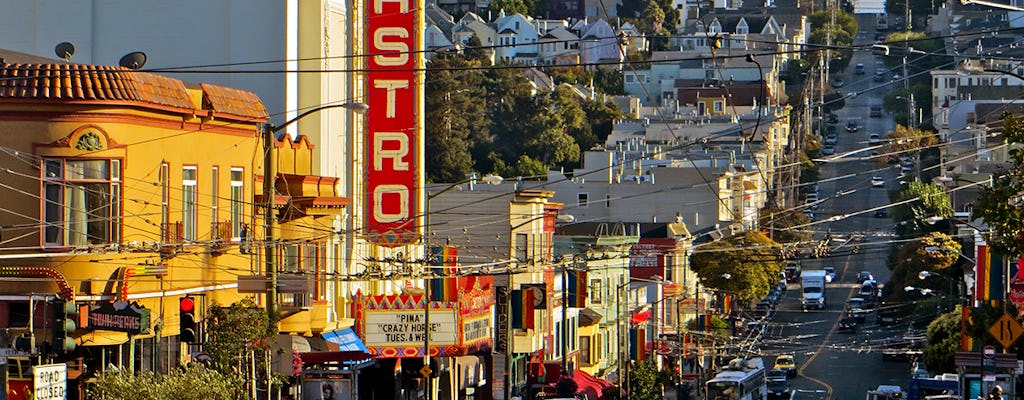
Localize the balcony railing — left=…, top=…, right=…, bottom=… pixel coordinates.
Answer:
left=160, top=222, right=183, bottom=255
left=209, top=221, right=232, bottom=255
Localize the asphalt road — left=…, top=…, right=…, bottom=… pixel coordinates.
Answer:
left=757, top=15, right=922, bottom=400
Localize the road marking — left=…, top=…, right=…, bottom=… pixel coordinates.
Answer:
left=795, top=254, right=857, bottom=396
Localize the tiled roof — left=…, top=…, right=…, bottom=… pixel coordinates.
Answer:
left=0, top=62, right=268, bottom=120
left=201, top=83, right=269, bottom=120
left=0, top=63, right=194, bottom=109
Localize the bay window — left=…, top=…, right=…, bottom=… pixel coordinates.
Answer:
left=43, top=159, right=121, bottom=246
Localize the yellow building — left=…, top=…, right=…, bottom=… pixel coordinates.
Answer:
left=0, top=56, right=346, bottom=392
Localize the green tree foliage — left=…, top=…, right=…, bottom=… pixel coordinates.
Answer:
left=204, top=299, right=273, bottom=377
left=593, top=67, right=626, bottom=95
left=686, top=315, right=730, bottom=337
left=87, top=365, right=247, bottom=400
left=426, top=55, right=620, bottom=179
left=489, top=0, right=530, bottom=16
left=886, top=124, right=938, bottom=155
left=807, top=11, right=857, bottom=70
left=425, top=54, right=488, bottom=182
left=889, top=181, right=952, bottom=238
left=642, top=0, right=665, bottom=32
left=884, top=232, right=961, bottom=303
left=976, top=112, right=1024, bottom=256
left=922, top=308, right=961, bottom=373
left=758, top=207, right=811, bottom=243
left=582, top=97, right=623, bottom=147
left=628, top=360, right=667, bottom=400
left=463, top=36, right=490, bottom=64
left=689, top=231, right=783, bottom=305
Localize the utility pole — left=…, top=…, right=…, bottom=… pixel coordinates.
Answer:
left=263, top=123, right=278, bottom=327
left=259, top=102, right=368, bottom=332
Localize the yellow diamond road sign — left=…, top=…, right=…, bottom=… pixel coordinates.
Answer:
left=988, top=313, right=1024, bottom=349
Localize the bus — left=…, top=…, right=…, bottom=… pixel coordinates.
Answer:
left=706, top=358, right=767, bottom=400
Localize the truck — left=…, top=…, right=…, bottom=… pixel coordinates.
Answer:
left=801, top=270, right=827, bottom=310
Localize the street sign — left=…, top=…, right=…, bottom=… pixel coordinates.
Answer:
left=33, top=363, right=67, bottom=400
left=983, top=345, right=995, bottom=358
left=420, top=366, right=432, bottom=378
left=987, top=312, right=1024, bottom=349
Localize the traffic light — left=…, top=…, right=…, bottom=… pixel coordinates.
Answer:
left=54, top=299, right=77, bottom=354
left=179, top=296, right=197, bottom=343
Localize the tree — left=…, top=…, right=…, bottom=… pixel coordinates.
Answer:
left=689, top=231, right=783, bottom=305
left=641, top=0, right=665, bottom=33
left=884, top=232, right=961, bottom=303
left=922, top=308, right=961, bottom=373
left=758, top=207, right=811, bottom=243
left=628, top=360, right=666, bottom=400
left=887, top=125, right=937, bottom=155
left=581, top=97, right=623, bottom=146
left=889, top=181, right=952, bottom=238
left=686, top=315, right=730, bottom=337
left=425, top=53, right=487, bottom=182
left=975, top=112, right=1024, bottom=256
left=203, top=298, right=275, bottom=391
left=807, top=11, right=858, bottom=71
left=489, top=0, right=530, bottom=16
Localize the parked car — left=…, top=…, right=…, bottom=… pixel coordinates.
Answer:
left=846, top=120, right=858, bottom=132
left=871, top=177, right=885, bottom=187
left=855, top=63, right=866, bottom=74
left=831, top=78, right=845, bottom=88
left=774, top=354, right=797, bottom=378
left=857, top=271, right=874, bottom=283
left=825, top=134, right=838, bottom=145
left=827, top=113, right=839, bottom=124
left=822, top=146, right=836, bottom=156
left=901, top=164, right=914, bottom=173
left=869, top=133, right=881, bottom=144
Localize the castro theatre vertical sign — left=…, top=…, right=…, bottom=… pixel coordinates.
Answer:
left=365, top=0, right=423, bottom=246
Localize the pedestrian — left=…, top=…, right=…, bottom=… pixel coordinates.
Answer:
left=989, top=386, right=1004, bottom=400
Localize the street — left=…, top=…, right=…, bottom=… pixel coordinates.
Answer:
left=759, top=14, right=917, bottom=400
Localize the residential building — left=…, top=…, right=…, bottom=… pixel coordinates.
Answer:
left=0, top=54, right=275, bottom=395
left=0, top=0, right=372, bottom=348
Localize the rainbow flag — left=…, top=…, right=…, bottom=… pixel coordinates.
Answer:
left=976, top=245, right=1005, bottom=303
left=428, top=246, right=458, bottom=301
left=566, top=270, right=588, bottom=308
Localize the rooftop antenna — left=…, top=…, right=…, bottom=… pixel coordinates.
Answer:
left=54, top=42, right=75, bottom=62
left=118, top=51, right=147, bottom=70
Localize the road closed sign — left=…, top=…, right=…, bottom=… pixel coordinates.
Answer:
left=33, top=363, right=67, bottom=400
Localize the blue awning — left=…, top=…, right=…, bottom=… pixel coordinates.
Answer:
left=321, top=328, right=369, bottom=353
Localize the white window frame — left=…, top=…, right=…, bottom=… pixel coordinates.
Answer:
left=182, top=166, right=198, bottom=241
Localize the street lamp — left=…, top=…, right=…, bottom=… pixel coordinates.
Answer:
left=422, top=173, right=503, bottom=400
left=262, top=101, right=367, bottom=327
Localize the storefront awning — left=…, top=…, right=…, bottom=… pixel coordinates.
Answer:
left=76, top=330, right=128, bottom=347
left=321, top=328, right=369, bottom=353
left=630, top=309, right=652, bottom=324
left=298, top=351, right=374, bottom=364
left=573, top=369, right=613, bottom=400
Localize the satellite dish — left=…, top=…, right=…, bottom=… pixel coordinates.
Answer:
left=118, top=51, right=147, bottom=70
left=54, top=42, right=75, bottom=62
